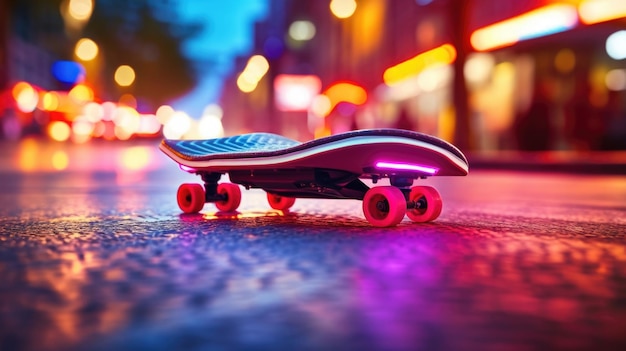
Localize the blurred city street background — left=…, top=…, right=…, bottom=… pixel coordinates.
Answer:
left=1, top=0, right=626, bottom=350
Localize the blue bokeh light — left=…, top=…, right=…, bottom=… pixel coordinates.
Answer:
left=52, top=60, right=86, bottom=84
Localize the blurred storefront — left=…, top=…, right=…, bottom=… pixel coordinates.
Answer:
left=223, top=0, right=626, bottom=151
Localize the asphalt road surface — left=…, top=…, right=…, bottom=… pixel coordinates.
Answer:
left=1, top=141, right=625, bottom=351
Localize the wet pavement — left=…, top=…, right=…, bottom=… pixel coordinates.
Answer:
left=1, top=140, right=626, bottom=351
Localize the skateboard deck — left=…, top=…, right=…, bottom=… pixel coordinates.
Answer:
left=160, top=129, right=469, bottom=227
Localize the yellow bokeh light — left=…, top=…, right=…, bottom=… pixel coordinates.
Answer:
left=247, top=55, right=270, bottom=77
left=51, top=151, right=70, bottom=171
left=237, top=55, right=269, bottom=93
left=69, top=84, right=94, bottom=102
left=17, top=138, right=39, bottom=172
left=75, top=38, right=98, bottom=61
left=470, top=4, right=578, bottom=51
left=330, top=0, right=357, bottom=19
left=114, top=125, right=133, bottom=141
left=325, top=82, right=367, bottom=106
left=237, top=73, right=258, bottom=93
left=114, top=65, right=136, bottom=87
left=579, top=0, right=626, bottom=25
left=120, top=146, right=151, bottom=171
left=72, top=117, right=95, bottom=136
left=383, top=44, right=456, bottom=85
left=68, top=0, right=93, bottom=21
left=41, top=92, right=60, bottom=111
left=48, top=121, right=72, bottom=142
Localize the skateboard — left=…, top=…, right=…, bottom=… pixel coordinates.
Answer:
left=159, top=129, right=469, bottom=227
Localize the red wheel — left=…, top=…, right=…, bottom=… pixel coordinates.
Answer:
left=177, top=183, right=205, bottom=213
left=362, top=186, right=406, bottom=227
left=266, top=193, right=296, bottom=210
left=215, top=183, right=241, bottom=212
left=407, top=186, right=442, bottom=222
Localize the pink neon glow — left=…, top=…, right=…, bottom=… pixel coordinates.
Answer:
left=375, top=161, right=438, bottom=175
left=179, top=164, right=197, bottom=173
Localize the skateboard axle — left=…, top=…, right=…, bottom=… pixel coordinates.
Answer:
left=376, top=197, right=426, bottom=212
left=201, top=172, right=228, bottom=203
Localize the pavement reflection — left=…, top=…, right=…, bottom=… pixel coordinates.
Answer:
left=1, top=142, right=625, bottom=350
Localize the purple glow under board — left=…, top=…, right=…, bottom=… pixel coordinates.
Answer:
left=375, top=161, right=438, bottom=175
left=179, top=164, right=197, bottom=173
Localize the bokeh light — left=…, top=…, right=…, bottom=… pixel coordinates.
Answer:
left=274, top=75, right=322, bottom=111
left=120, top=146, right=152, bottom=171
left=138, top=114, right=161, bottom=135
left=12, top=82, right=39, bottom=113
left=41, top=92, right=60, bottom=111
left=605, top=30, right=626, bottom=60
left=263, top=36, right=284, bottom=59
left=554, top=48, right=576, bottom=73
left=114, top=65, right=136, bottom=87
left=464, top=53, right=495, bottom=86
left=119, top=93, right=137, bottom=108
left=48, top=121, right=72, bottom=142
left=83, top=102, right=105, bottom=123
left=605, top=69, right=626, bottom=91
left=156, top=105, right=175, bottom=124
left=69, top=84, right=94, bottom=102
left=237, top=55, right=269, bottom=93
left=203, top=104, right=223, bottom=119
left=113, top=106, right=141, bottom=136
left=384, top=44, right=456, bottom=85
left=68, top=0, right=94, bottom=21
left=310, top=95, right=332, bottom=117
left=51, top=150, right=69, bottom=171
left=163, top=111, right=192, bottom=139
left=101, top=101, right=117, bottom=121
left=199, top=114, right=225, bottom=139
left=330, top=0, right=357, bottom=19
left=289, top=20, right=316, bottom=41
left=72, top=116, right=95, bottom=138
left=75, top=38, right=98, bottom=61
left=470, top=4, right=578, bottom=51
left=52, top=60, right=86, bottom=84
left=237, top=74, right=258, bottom=93
left=579, top=0, right=626, bottom=25
left=417, top=65, right=452, bottom=92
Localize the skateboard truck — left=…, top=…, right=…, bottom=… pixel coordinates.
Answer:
left=200, top=172, right=227, bottom=202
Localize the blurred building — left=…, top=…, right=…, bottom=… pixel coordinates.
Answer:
left=0, top=0, right=196, bottom=142
left=0, top=0, right=65, bottom=139
left=222, top=0, right=626, bottom=151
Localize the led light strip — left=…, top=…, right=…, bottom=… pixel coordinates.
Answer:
left=375, top=161, right=438, bottom=175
